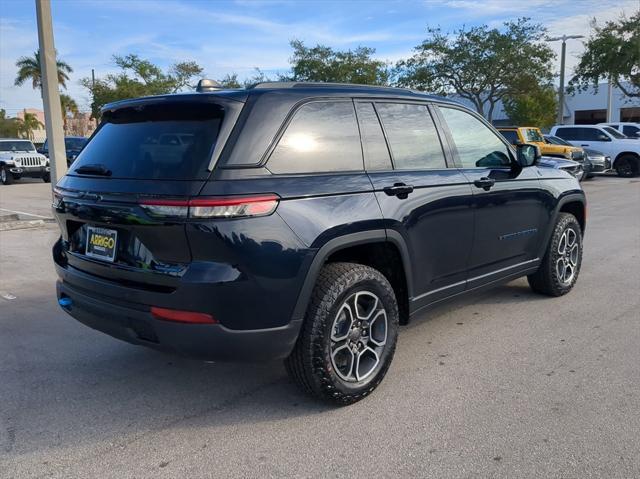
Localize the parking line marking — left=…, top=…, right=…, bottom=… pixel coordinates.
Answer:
left=0, top=207, right=51, bottom=219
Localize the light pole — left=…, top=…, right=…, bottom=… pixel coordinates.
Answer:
left=35, top=0, right=67, bottom=186
left=547, top=35, right=584, bottom=125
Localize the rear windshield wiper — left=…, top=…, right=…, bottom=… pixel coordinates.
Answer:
left=74, top=164, right=112, bottom=176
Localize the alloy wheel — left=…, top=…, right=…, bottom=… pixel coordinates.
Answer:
left=556, top=227, right=579, bottom=285
left=330, top=291, right=388, bottom=382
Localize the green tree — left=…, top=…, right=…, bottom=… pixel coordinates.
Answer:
left=569, top=11, right=640, bottom=98
left=0, top=110, right=19, bottom=138
left=60, top=94, right=79, bottom=132
left=81, top=54, right=204, bottom=119
left=503, top=85, right=558, bottom=129
left=217, top=73, right=242, bottom=88
left=286, top=40, right=389, bottom=85
left=16, top=112, right=43, bottom=140
left=395, top=18, right=555, bottom=120
left=14, top=50, right=73, bottom=90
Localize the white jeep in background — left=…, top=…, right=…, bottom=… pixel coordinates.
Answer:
left=0, top=138, right=50, bottom=185
left=550, top=125, right=640, bottom=178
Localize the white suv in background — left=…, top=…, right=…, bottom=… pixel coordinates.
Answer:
left=550, top=125, right=640, bottom=177
left=598, top=122, right=640, bottom=139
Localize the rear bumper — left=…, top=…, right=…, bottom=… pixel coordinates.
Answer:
left=55, top=266, right=302, bottom=361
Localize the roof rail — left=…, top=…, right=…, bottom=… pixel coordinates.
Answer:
left=247, top=81, right=413, bottom=93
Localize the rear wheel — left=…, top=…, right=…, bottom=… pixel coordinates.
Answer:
left=1, top=165, right=14, bottom=185
left=528, top=213, right=583, bottom=296
left=285, top=262, right=399, bottom=405
left=615, top=154, right=639, bottom=178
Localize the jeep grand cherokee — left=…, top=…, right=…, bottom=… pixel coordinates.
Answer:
left=53, top=81, right=586, bottom=405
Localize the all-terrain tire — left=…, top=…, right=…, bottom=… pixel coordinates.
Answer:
left=42, top=172, right=51, bottom=183
left=285, top=262, right=399, bottom=405
left=528, top=213, right=583, bottom=296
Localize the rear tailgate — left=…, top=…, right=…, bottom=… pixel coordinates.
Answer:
left=54, top=177, right=202, bottom=292
left=53, top=96, right=244, bottom=292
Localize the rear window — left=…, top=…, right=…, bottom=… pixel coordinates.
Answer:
left=499, top=130, right=519, bottom=145
left=71, top=102, right=224, bottom=180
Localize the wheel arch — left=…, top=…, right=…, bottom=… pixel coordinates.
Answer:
left=536, top=193, right=586, bottom=260
left=291, top=230, right=414, bottom=325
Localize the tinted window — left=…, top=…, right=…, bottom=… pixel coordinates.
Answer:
left=556, top=127, right=604, bottom=141
left=440, top=107, right=512, bottom=168
left=267, top=101, right=362, bottom=174
left=623, top=125, right=639, bottom=136
left=545, top=135, right=572, bottom=146
left=375, top=103, right=446, bottom=170
left=72, top=103, right=224, bottom=180
left=355, top=102, right=392, bottom=170
left=65, top=138, right=87, bottom=150
left=499, top=130, right=520, bottom=145
left=603, top=126, right=626, bottom=139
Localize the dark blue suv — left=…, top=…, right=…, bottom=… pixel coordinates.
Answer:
left=53, top=82, right=586, bottom=404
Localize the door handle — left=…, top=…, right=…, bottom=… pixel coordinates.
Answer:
left=580, top=144, right=589, bottom=147
left=473, top=177, right=496, bottom=191
left=383, top=183, right=414, bottom=198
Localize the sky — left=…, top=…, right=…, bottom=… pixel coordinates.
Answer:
left=0, top=0, right=637, bottom=116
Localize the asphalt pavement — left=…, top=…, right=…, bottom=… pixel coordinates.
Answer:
left=0, top=176, right=639, bottom=478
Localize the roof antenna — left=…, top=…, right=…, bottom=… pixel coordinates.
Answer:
left=196, top=79, right=223, bottom=92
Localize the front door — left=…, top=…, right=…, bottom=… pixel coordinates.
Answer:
left=436, top=106, right=548, bottom=290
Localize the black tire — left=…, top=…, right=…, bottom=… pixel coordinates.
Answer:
left=528, top=213, right=583, bottom=296
left=285, top=262, right=399, bottom=405
left=615, top=154, right=639, bottom=178
left=42, top=172, right=51, bottom=183
left=1, top=165, right=14, bottom=185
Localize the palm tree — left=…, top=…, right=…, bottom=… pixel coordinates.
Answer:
left=60, top=94, right=79, bottom=133
left=14, top=50, right=73, bottom=90
left=17, top=112, right=44, bottom=141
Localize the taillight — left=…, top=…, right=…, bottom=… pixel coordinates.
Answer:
left=150, top=306, right=217, bottom=324
left=139, top=194, right=279, bottom=219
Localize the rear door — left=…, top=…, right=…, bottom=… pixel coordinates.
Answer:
left=436, top=105, right=547, bottom=289
left=357, top=100, right=474, bottom=307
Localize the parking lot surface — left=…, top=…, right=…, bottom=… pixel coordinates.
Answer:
left=1, top=176, right=639, bottom=478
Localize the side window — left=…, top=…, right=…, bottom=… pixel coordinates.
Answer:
left=267, top=101, right=362, bottom=174
left=555, top=128, right=576, bottom=140
left=355, top=102, right=392, bottom=170
left=623, top=125, right=638, bottom=136
left=375, top=103, right=446, bottom=170
left=439, top=107, right=512, bottom=168
left=581, top=128, right=604, bottom=141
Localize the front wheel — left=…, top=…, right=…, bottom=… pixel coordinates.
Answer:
left=528, top=213, right=583, bottom=296
left=285, top=262, right=399, bottom=405
left=1, top=165, right=14, bottom=185
left=42, top=172, right=51, bottom=183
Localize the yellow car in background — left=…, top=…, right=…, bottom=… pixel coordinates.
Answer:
left=497, top=126, right=586, bottom=162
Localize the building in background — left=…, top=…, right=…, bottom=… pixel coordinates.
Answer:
left=15, top=108, right=96, bottom=144
left=17, top=108, right=47, bottom=143
left=454, top=81, right=640, bottom=130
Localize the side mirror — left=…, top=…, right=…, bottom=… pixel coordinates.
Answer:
left=596, top=134, right=611, bottom=142
left=516, top=143, right=540, bottom=167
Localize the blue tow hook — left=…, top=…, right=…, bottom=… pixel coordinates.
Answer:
left=58, top=297, right=73, bottom=309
